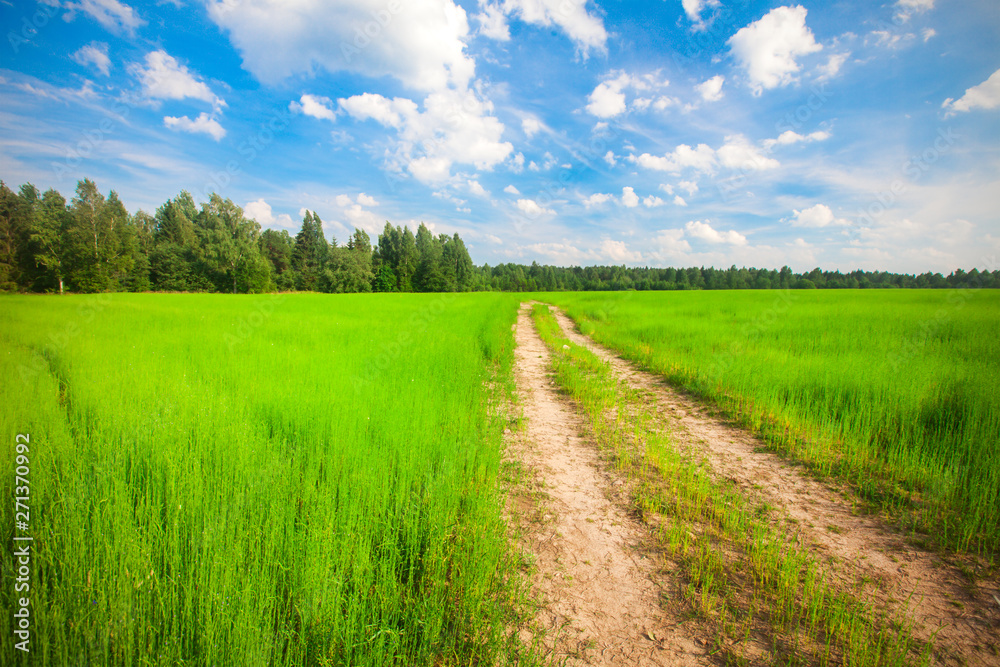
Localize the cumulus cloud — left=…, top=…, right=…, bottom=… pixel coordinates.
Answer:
left=586, top=73, right=630, bottom=118
left=672, top=195, right=687, bottom=207
left=895, top=0, right=934, bottom=22
left=695, top=75, right=724, bottom=102
left=71, top=42, right=111, bottom=76
left=468, top=179, right=489, bottom=197
left=163, top=112, right=226, bottom=141
left=604, top=151, right=617, bottom=167
left=521, top=117, right=543, bottom=138
left=634, top=143, right=716, bottom=173
left=475, top=2, right=510, bottom=40
left=504, top=184, right=521, bottom=195
left=681, top=0, right=720, bottom=29
left=244, top=199, right=295, bottom=228
left=790, top=204, right=850, bottom=228
left=64, top=0, right=145, bottom=35
left=621, top=186, right=640, bottom=208
left=728, top=5, right=822, bottom=94
left=207, top=0, right=476, bottom=92
left=644, top=195, right=666, bottom=208
left=816, top=52, right=849, bottom=81
left=516, top=198, right=555, bottom=217
left=586, top=71, right=670, bottom=118
left=600, top=238, right=642, bottom=263
left=942, top=68, right=1000, bottom=117
left=762, top=129, right=830, bottom=149
left=338, top=89, right=512, bottom=183
left=651, top=228, right=691, bottom=255
left=716, top=135, right=780, bottom=170
left=502, top=0, right=608, bottom=54
left=583, top=192, right=614, bottom=207
left=635, top=131, right=814, bottom=176
left=290, top=94, right=337, bottom=121
left=130, top=50, right=225, bottom=111
left=685, top=220, right=747, bottom=245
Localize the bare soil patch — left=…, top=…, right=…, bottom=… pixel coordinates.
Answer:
left=509, top=303, right=711, bottom=666
left=550, top=307, right=1000, bottom=666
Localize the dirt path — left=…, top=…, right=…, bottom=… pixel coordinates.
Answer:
left=550, top=307, right=1000, bottom=666
left=510, top=303, right=710, bottom=666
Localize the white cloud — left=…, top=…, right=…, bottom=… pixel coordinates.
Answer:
left=65, top=0, right=145, bottom=35
left=502, top=0, right=607, bottom=54
left=356, top=193, right=378, bottom=206
left=504, top=184, right=521, bottom=195
left=867, top=31, right=914, bottom=50
left=921, top=28, right=936, bottom=42
left=586, top=71, right=671, bottom=118
left=673, top=195, right=687, bottom=207
left=816, top=52, right=849, bottom=81
left=651, top=228, right=692, bottom=255
left=335, top=194, right=353, bottom=207
left=521, top=117, right=543, bottom=138
left=468, top=179, right=489, bottom=197
left=516, top=198, right=555, bottom=217
left=600, top=238, right=642, bottom=263
left=695, top=75, right=724, bottom=102
left=678, top=180, right=698, bottom=196
left=586, top=75, right=629, bottom=118
left=681, top=0, right=720, bottom=29
left=130, top=50, right=225, bottom=111
left=685, top=220, right=747, bottom=245
left=343, top=204, right=384, bottom=234
left=728, top=5, right=822, bottom=94
left=163, top=113, right=226, bottom=141
left=244, top=199, right=295, bottom=228
left=895, top=0, right=934, bottom=22
left=207, top=0, right=476, bottom=92
left=476, top=2, right=510, bottom=40
left=338, top=89, right=512, bottom=183
left=71, top=42, right=111, bottom=76
left=621, top=186, right=640, bottom=208
left=290, top=94, right=337, bottom=121
left=635, top=143, right=716, bottom=173
left=604, top=151, right=617, bottom=167
left=583, top=192, right=614, bottom=207
left=942, top=68, right=1000, bottom=117
left=762, top=129, right=830, bottom=149
left=717, top=134, right=780, bottom=170
left=339, top=92, right=415, bottom=128
left=790, top=203, right=850, bottom=228
left=643, top=195, right=666, bottom=208
left=511, top=152, right=525, bottom=173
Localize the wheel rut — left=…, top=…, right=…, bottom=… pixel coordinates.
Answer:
left=549, top=306, right=1000, bottom=666
left=511, top=302, right=710, bottom=666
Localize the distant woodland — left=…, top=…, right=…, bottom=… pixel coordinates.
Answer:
left=1, top=179, right=997, bottom=294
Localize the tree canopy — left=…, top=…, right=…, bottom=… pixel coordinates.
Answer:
left=0, top=179, right=996, bottom=294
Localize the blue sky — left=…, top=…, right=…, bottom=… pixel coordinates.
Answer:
left=1, top=0, right=997, bottom=273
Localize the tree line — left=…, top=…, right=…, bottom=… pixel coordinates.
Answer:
left=1, top=179, right=995, bottom=294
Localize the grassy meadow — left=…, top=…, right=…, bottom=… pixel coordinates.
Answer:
left=1, top=288, right=996, bottom=665
left=548, top=290, right=1000, bottom=556
left=0, top=292, right=534, bottom=665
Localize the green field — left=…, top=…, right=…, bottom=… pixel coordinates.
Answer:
left=548, top=290, right=1000, bottom=555
left=0, top=293, right=533, bottom=665
left=2, top=290, right=997, bottom=665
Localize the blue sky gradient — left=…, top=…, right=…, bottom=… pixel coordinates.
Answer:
left=1, top=0, right=997, bottom=272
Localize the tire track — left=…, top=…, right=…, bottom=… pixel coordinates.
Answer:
left=550, top=306, right=1000, bottom=666
left=511, top=303, right=710, bottom=666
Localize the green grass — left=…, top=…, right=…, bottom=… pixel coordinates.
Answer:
left=530, top=303, right=927, bottom=666
left=545, top=290, right=1000, bottom=556
left=0, top=292, right=540, bottom=666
